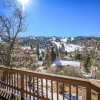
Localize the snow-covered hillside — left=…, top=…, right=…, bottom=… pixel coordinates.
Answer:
left=20, top=36, right=86, bottom=52
left=61, top=38, right=68, bottom=43
left=51, top=40, right=83, bottom=52
left=64, top=44, right=83, bottom=52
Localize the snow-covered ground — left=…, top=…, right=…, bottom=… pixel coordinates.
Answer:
left=64, top=44, right=83, bottom=52
left=52, top=41, right=83, bottom=52
left=61, top=38, right=68, bottom=43
left=52, top=41, right=62, bottom=48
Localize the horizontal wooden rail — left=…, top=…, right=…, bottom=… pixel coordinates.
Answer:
left=0, top=67, right=100, bottom=100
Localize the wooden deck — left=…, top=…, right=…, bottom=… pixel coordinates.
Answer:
left=0, top=67, right=100, bottom=100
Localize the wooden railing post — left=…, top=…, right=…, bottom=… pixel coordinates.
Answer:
left=21, top=74, right=24, bottom=99
left=86, top=86, right=91, bottom=100
left=98, top=93, right=100, bottom=100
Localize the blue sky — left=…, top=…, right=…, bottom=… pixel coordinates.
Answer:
left=0, top=0, right=100, bottom=37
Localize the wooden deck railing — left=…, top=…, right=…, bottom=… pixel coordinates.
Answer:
left=0, top=67, right=100, bottom=100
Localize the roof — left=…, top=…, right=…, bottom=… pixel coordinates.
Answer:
left=52, top=60, right=80, bottom=67
left=37, top=61, right=43, bottom=65
left=20, top=46, right=31, bottom=50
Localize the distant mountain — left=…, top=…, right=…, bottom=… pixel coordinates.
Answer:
left=19, top=36, right=100, bottom=52
left=71, top=36, right=100, bottom=46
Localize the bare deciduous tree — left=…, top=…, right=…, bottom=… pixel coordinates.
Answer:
left=0, top=0, right=26, bottom=67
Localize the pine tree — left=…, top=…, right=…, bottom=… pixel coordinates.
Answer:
left=36, top=41, right=39, bottom=60
left=65, top=51, right=68, bottom=56
left=55, top=46, right=59, bottom=57
left=51, top=47, right=56, bottom=62
left=74, top=50, right=82, bottom=61
left=59, top=47, right=62, bottom=58
left=45, top=48, right=51, bottom=67
left=84, top=55, right=91, bottom=74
